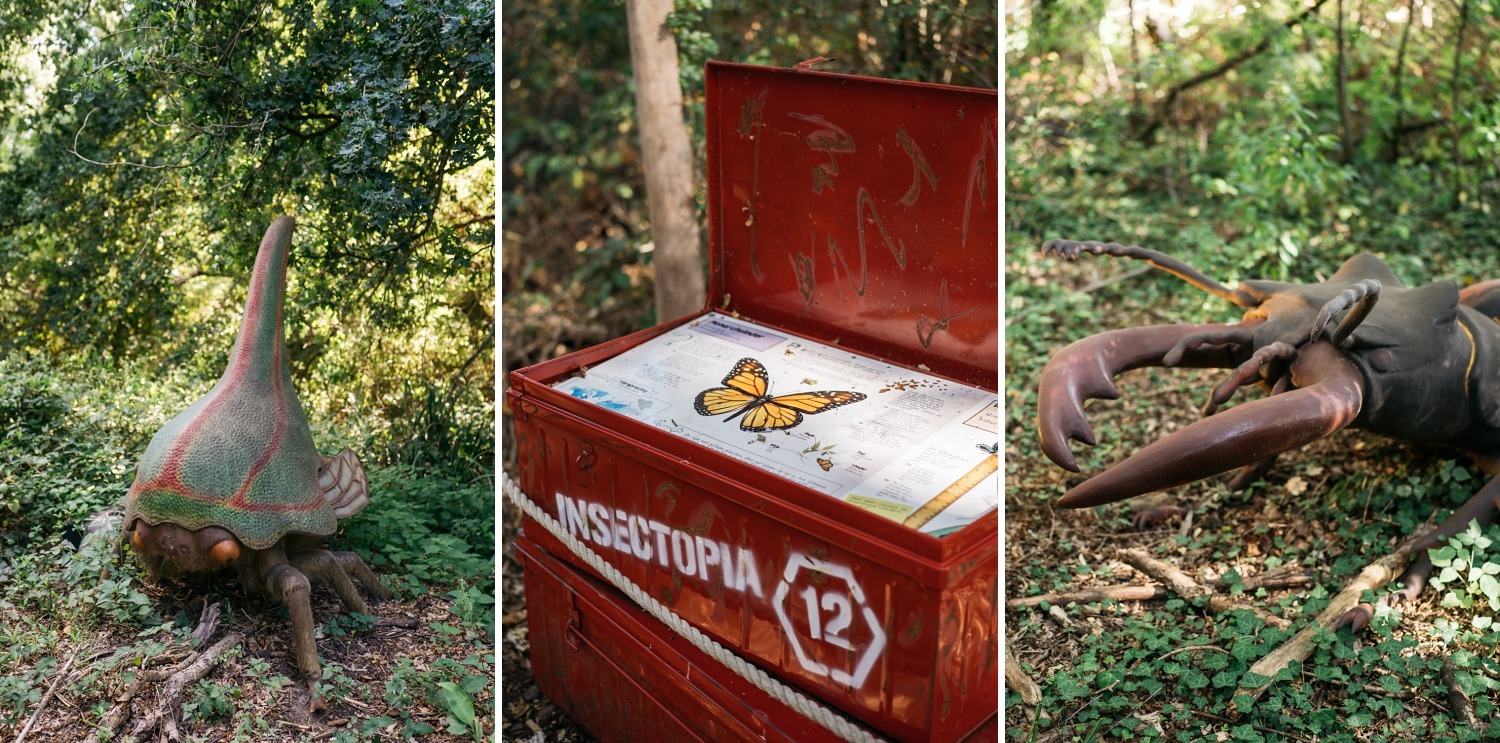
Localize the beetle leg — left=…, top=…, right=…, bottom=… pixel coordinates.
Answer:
left=1041, top=239, right=1261, bottom=308
left=1163, top=327, right=1258, bottom=367
left=267, top=563, right=320, bottom=680
left=1339, top=475, right=1500, bottom=632
left=332, top=551, right=394, bottom=602
left=1132, top=504, right=1190, bottom=531
left=289, top=550, right=371, bottom=615
left=1225, top=453, right=1283, bottom=491
left=1204, top=341, right=1300, bottom=416
left=1312, top=279, right=1382, bottom=347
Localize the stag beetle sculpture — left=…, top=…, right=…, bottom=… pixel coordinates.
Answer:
left=1036, top=240, right=1500, bottom=629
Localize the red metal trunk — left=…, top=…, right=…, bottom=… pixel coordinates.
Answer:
left=509, top=61, right=998, bottom=742
left=516, top=534, right=1000, bottom=743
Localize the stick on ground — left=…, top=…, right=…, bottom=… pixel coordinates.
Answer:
left=1117, top=548, right=1290, bottom=629
left=1004, top=645, right=1042, bottom=705
left=1006, top=584, right=1168, bottom=609
left=1442, top=655, right=1479, bottom=728
left=14, top=644, right=82, bottom=743
left=1229, top=564, right=1315, bottom=592
left=157, top=632, right=244, bottom=742
left=1240, top=534, right=1422, bottom=703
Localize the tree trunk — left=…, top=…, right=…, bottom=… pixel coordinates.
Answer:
left=1335, top=0, right=1353, bottom=163
left=1449, top=0, right=1471, bottom=203
left=1388, top=0, right=1418, bottom=162
left=626, top=0, right=706, bottom=323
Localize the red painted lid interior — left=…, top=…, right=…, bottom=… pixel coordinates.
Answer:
left=704, top=61, right=998, bottom=390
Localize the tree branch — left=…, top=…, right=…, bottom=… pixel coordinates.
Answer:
left=1448, top=0, right=1471, bottom=201
left=1134, top=0, right=1334, bottom=142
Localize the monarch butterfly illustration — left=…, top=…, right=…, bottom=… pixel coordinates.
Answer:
left=694, top=358, right=866, bottom=432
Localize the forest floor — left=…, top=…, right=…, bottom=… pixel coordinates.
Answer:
left=3, top=586, right=488, bottom=741
left=1004, top=249, right=1500, bottom=742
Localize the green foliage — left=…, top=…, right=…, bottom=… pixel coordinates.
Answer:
left=1429, top=521, right=1500, bottom=619
left=337, top=464, right=494, bottom=594
left=436, top=680, right=483, bottom=741
left=0, top=355, right=133, bottom=542
left=322, top=611, right=379, bottom=639
left=183, top=678, right=240, bottom=722
left=2, top=0, right=493, bottom=341
left=377, top=654, right=490, bottom=739
left=0, top=0, right=495, bottom=479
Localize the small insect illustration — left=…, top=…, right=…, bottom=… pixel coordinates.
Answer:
left=978, top=442, right=998, bottom=454
left=694, top=358, right=866, bottom=432
left=817, top=457, right=834, bottom=471
left=801, top=378, right=818, bottom=386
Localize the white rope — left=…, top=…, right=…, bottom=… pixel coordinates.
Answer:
left=502, top=472, right=887, bottom=743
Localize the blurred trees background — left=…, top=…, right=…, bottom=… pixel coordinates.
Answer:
left=500, top=0, right=999, bottom=399
left=1009, top=0, right=1500, bottom=279
left=0, top=0, right=495, bottom=473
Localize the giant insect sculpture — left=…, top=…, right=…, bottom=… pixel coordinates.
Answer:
left=1035, top=240, right=1500, bottom=629
left=123, top=216, right=391, bottom=681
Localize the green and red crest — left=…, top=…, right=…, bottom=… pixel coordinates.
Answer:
left=124, top=217, right=336, bottom=549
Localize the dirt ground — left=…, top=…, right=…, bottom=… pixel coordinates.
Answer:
left=1004, top=339, right=1500, bottom=739
left=2, top=587, right=492, bottom=741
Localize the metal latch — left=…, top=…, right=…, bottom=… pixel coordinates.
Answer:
left=564, top=589, right=583, bottom=651
left=574, top=440, right=597, bottom=488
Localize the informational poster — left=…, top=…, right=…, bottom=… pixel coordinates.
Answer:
left=552, top=313, right=998, bottom=535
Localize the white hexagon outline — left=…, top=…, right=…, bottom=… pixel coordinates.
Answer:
left=771, top=552, right=888, bottom=688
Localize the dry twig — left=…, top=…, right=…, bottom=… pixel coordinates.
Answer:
left=1232, top=564, right=1314, bottom=592
left=156, top=633, right=244, bottom=742
left=1240, top=533, right=1423, bottom=703
left=15, top=644, right=83, bottom=743
left=1442, top=655, right=1479, bottom=729
left=188, top=602, right=221, bottom=647
left=1006, top=583, right=1168, bottom=609
left=1004, top=645, right=1042, bottom=705
left=1117, top=548, right=1289, bottom=629
left=100, top=602, right=239, bottom=740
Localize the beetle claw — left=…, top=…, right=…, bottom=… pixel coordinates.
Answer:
left=1057, top=342, right=1364, bottom=508
left=1337, top=603, right=1375, bottom=634
left=1037, top=323, right=1253, bottom=472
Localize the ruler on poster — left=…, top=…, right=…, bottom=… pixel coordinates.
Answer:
left=903, top=454, right=999, bottom=529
